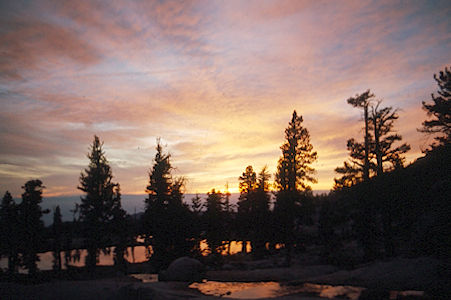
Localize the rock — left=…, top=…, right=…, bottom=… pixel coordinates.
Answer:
left=159, top=257, right=205, bottom=282
left=222, top=264, right=235, bottom=270
left=359, top=288, right=390, bottom=300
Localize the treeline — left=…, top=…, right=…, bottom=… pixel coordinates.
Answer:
left=1, top=67, right=449, bottom=276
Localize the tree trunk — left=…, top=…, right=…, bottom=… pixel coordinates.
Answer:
left=364, top=104, right=370, bottom=181
left=374, top=119, right=383, bottom=176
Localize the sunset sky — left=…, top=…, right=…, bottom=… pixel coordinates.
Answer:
left=1, top=0, right=450, bottom=197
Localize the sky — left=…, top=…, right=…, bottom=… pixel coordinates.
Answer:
left=0, top=0, right=450, bottom=198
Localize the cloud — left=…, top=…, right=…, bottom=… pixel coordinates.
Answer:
left=0, top=0, right=450, bottom=196
left=0, top=17, right=101, bottom=80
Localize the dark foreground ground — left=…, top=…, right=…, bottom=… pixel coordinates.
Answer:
left=0, top=255, right=449, bottom=300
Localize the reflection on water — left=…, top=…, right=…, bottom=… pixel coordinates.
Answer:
left=0, top=246, right=148, bottom=272
left=189, top=281, right=366, bottom=299
left=129, top=273, right=159, bottom=283
left=190, top=281, right=281, bottom=299
left=199, top=240, right=252, bottom=256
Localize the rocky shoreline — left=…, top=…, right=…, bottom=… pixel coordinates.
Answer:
left=0, top=255, right=448, bottom=299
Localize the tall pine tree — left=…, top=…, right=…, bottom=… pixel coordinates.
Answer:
left=237, top=165, right=257, bottom=253
left=144, top=140, right=191, bottom=269
left=334, top=99, right=410, bottom=188
left=274, top=110, right=317, bottom=265
left=19, top=180, right=47, bottom=275
left=78, top=136, right=124, bottom=271
left=346, top=90, right=374, bottom=181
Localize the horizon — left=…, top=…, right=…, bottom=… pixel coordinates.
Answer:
left=1, top=1, right=450, bottom=197
left=24, top=191, right=332, bottom=226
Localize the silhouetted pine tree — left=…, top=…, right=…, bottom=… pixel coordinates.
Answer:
left=334, top=91, right=376, bottom=189
left=346, top=90, right=374, bottom=181
left=237, top=165, right=257, bottom=253
left=190, top=193, right=205, bottom=257
left=0, top=191, right=19, bottom=275
left=370, top=102, right=410, bottom=175
left=334, top=138, right=376, bottom=189
left=144, top=140, right=192, bottom=269
left=110, top=185, right=128, bottom=273
left=274, top=110, right=317, bottom=265
left=334, top=98, right=409, bottom=188
left=78, top=136, right=123, bottom=271
left=251, top=166, right=271, bottom=258
left=191, top=193, right=203, bottom=214
left=204, top=189, right=225, bottom=256
left=52, top=206, right=63, bottom=272
left=19, top=179, right=48, bottom=275
left=420, top=66, right=451, bottom=149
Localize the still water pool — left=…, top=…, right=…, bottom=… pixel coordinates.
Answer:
left=189, top=281, right=365, bottom=299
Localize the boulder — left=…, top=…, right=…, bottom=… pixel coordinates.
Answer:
left=159, top=257, right=205, bottom=282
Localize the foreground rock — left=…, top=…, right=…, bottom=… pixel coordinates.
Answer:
left=159, top=257, right=205, bottom=282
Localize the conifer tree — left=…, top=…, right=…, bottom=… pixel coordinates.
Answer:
left=275, top=111, right=317, bottom=192
left=274, top=110, right=317, bottom=265
left=371, top=102, right=410, bottom=174
left=52, top=205, right=63, bottom=272
left=78, top=136, right=123, bottom=271
left=237, top=166, right=257, bottom=253
left=334, top=138, right=375, bottom=189
left=190, top=193, right=203, bottom=214
left=19, top=179, right=47, bottom=275
left=252, top=166, right=271, bottom=258
left=110, top=185, right=128, bottom=273
left=0, top=191, right=19, bottom=274
left=204, top=189, right=225, bottom=256
left=420, top=67, right=451, bottom=149
left=346, top=90, right=374, bottom=181
left=144, top=140, right=191, bottom=269
left=334, top=100, right=410, bottom=188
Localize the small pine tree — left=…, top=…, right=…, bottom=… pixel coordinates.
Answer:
left=52, top=206, right=63, bottom=272
left=204, top=189, right=225, bottom=256
left=251, top=166, right=271, bottom=258
left=191, top=193, right=203, bottom=214
left=110, top=185, right=128, bottom=273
